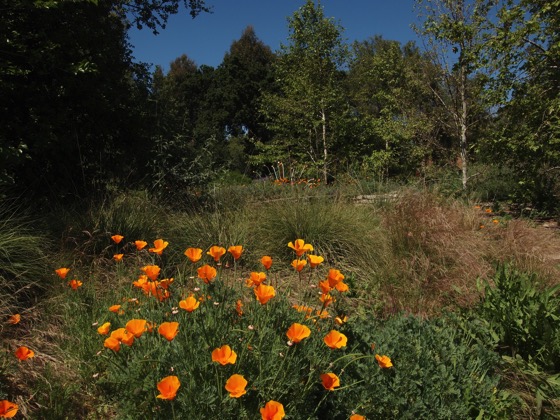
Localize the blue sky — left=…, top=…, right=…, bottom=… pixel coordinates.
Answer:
left=128, top=0, right=422, bottom=71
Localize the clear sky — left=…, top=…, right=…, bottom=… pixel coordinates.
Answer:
left=128, top=0, right=422, bottom=71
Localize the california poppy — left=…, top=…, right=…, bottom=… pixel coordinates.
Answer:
left=126, top=319, right=147, bottom=338
left=149, top=239, right=169, bottom=255
left=97, top=322, right=111, bottom=335
left=184, top=247, right=203, bottom=263
left=323, top=330, right=348, bottom=349
left=245, top=272, right=266, bottom=287
left=261, top=255, right=272, bottom=270
left=287, top=239, right=314, bottom=257
left=141, top=265, right=161, bottom=281
left=334, top=315, right=348, bottom=325
left=113, top=254, right=123, bottom=262
left=0, top=400, right=18, bottom=418
left=157, top=375, right=180, bottom=400
left=286, top=323, right=311, bottom=343
left=327, top=269, right=345, bottom=288
left=14, top=346, right=34, bottom=361
left=307, top=255, right=324, bottom=268
left=228, top=245, right=243, bottom=260
left=207, top=245, right=226, bottom=262
left=350, top=414, right=365, bottom=420
left=211, top=345, right=237, bottom=365
left=235, top=299, right=243, bottom=316
left=225, top=374, right=247, bottom=398
left=108, top=304, right=122, bottom=314
left=291, top=259, right=307, bottom=272
left=197, top=264, right=217, bottom=284
left=320, top=293, right=335, bottom=306
left=55, top=267, right=70, bottom=279
left=158, top=322, right=179, bottom=341
left=110, top=328, right=135, bottom=346
left=179, top=295, right=200, bottom=312
left=254, top=283, right=275, bottom=305
left=104, top=336, right=121, bottom=352
left=318, top=279, right=331, bottom=294
left=260, top=400, right=285, bottom=420
left=132, top=275, right=148, bottom=289
left=320, top=372, right=340, bottom=391
left=135, top=240, right=148, bottom=250
left=375, top=354, right=393, bottom=368
left=68, top=279, right=83, bottom=290
left=7, top=314, right=20, bottom=325
left=111, top=234, right=124, bottom=244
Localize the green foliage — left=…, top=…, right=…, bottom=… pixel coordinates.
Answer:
left=477, top=264, right=560, bottom=372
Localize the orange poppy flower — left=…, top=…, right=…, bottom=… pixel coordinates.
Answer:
left=108, top=304, right=122, bottom=314
left=68, top=279, right=83, bottom=290
left=224, top=374, right=247, bottom=398
left=141, top=265, right=161, bottom=281
left=97, top=322, right=111, bottom=335
left=111, top=328, right=135, bottom=346
left=146, top=322, right=156, bottom=333
left=157, top=375, right=180, bottom=400
left=291, top=259, right=307, bottom=272
left=55, top=267, right=70, bottom=279
left=149, top=238, right=169, bottom=255
left=7, top=314, right=20, bottom=325
left=320, top=293, right=335, bottom=306
left=132, top=275, right=148, bottom=289
left=179, top=295, right=200, bottom=312
left=316, top=309, right=329, bottom=319
left=113, top=254, right=123, bottom=262
left=235, top=299, right=243, bottom=316
left=134, top=240, right=148, bottom=250
left=260, top=400, right=285, bottom=420
left=158, top=322, right=179, bottom=341
left=307, top=255, right=324, bottom=268
left=334, top=281, right=349, bottom=292
left=324, top=330, right=347, bottom=349
left=261, top=255, right=272, bottom=270
left=227, top=245, right=243, bottom=260
left=318, top=279, right=331, bottom=294
left=184, top=247, right=203, bottom=263
left=104, top=337, right=121, bottom=352
left=334, top=315, right=348, bottom=325
left=14, top=346, right=35, bottom=361
left=207, top=245, right=226, bottom=262
left=0, top=400, right=18, bottom=418
left=197, top=264, right=217, bottom=284
left=320, top=372, right=340, bottom=391
left=286, top=323, right=311, bottom=343
left=485, top=208, right=492, bottom=213
left=327, top=269, right=345, bottom=287
left=246, top=271, right=267, bottom=287
left=111, top=234, right=124, bottom=244
left=254, top=283, right=275, bottom=305
left=375, top=354, right=393, bottom=368
left=211, top=345, right=237, bottom=365
left=126, top=319, right=147, bottom=338
left=159, top=278, right=174, bottom=289
left=350, top=414, right=365, bottom=420
left=287, top=239, right=314, bottom=257
left=492, top=219, right=499, bottom=224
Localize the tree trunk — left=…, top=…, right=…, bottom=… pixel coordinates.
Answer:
left=459, top=62, right=468, bottom=190
left=321, top=108, right=328, bottom=184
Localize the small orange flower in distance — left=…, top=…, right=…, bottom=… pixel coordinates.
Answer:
left=179, top=295, right=200, bottom=312
left=97, top=322, right=111, bottom=335
left=111, top=234, right=124, bottom=244
left=286, top=323, right=311, bottom=343
left=141, top=265, right=161, bottom=281
left=485, top=208, right=492, bottom=213
left=68, top=279, right=83, bottom=290
left=207, top=245, right=226, bottom=262
left=288, top=239, right=314, bottom=257
left=135, top=240, right=148, bottom=250
left=8, top=314, right=21, bottom=325
left=246, top=271, right=267, bottom=287
left=184, top=247, right=203, bottom=263
left=324, top=330, right=348, bottom=349
left=149, top=239, right=169, bottom=255
left=14, top=346, right=35, bottom=361
left=113, top=253, right=123, bottom=262
left=320, top=293, right=335, bottom=307
left=260, top=400, right=285, bottom=420
left=0, top=400, right=18, bottom=418
left=375, top=354, right=393, bottom=368
left=225, top=374, right=247, bottom=398
left=158, top=322, right=179, bottom=341
left=211, top=345, right=237, bottom=365
left=350, top=414, right=365, bottom=420
left=156, top=375, right=180, bottom=400
left=55, top=267, right=70, bottom=279
left=493, top=219, right=499, bottom=224
left=254, top=283, right=276, bottom=304
left=126, top=319, right=147, bottom=338
left=308, top=254, right=324, bottom=268
left=197, top=264, right=217, bottom=284
left=235, top=299, right=243, bottom=316
left=320, top=372, right=340, bottom=391
left=261, top=255, right=273, bottom=270
left=291, top=259, right=307, bottom=272
left=108, top=304, right=122, bottom=314
left=228, top=245, right=243, bottom=260
left=104, top=336, right=121, bottom=352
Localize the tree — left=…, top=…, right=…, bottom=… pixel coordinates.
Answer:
left=259, top=0, right=349, bottom=182
left=414, top=0, right=494, bottom=189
